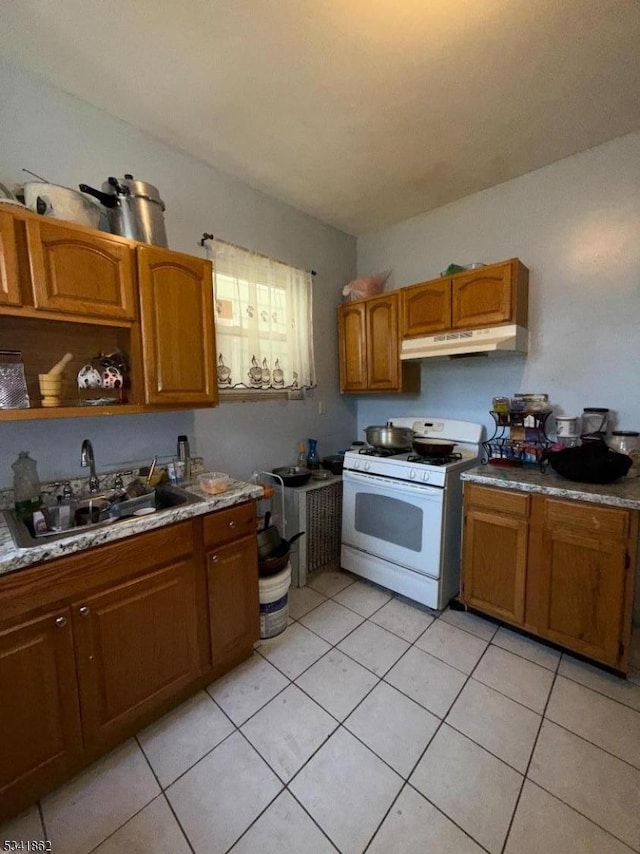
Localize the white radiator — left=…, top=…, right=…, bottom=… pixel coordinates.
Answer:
left=278, top=478, right=343, bottom=587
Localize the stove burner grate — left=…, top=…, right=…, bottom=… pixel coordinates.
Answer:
left=406, top=452, right=463, bottom=466
left=358, top=447, right=407, bottom=457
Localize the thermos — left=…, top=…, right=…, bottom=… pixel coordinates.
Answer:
left=177, top=435, right=191, bottom=483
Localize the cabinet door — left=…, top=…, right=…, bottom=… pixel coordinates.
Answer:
left=0, top=609, right=82, bottom=815
left=527, top=498, right=631, bottom=667
left=73, top=560, right=201, bottom=748
left=338, top=301, right=367, bottom=391
left=452, top=263, right=513, bottom=329
left=0, top=211, right=23, bottom=306
left=366, top=293, right=400, bottom=390
left=462, top=507, right=529, bottom=625
left=400, top=279, right=451, bottom=336
left=137, top=246, right=217, bottom=405
left=208, top=535, right=259, bottom=673
left=26, top=219, right=136, bottom=320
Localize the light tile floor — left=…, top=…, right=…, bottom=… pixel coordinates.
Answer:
left=4, top=566, right=640, bottom=853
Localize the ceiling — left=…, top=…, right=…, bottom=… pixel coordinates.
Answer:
left=3, top=0, right=640, bottom=235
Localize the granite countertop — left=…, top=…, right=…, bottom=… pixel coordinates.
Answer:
left=0, top=480, right=264, bottom=577
left=462, top=465, right=640, bottom=510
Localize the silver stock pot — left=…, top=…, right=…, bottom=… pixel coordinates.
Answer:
left=364, top=425, right=414, bottom=450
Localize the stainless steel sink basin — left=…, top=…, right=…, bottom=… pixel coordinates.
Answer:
left=3, top=485, right=204, bottom=549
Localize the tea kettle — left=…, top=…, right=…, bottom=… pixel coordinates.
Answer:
left=79, top=174, right=167, bottom=247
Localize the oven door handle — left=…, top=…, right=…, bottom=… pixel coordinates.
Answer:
left=343, top=469, right=444, bottom=498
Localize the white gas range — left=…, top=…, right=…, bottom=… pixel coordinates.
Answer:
left=340, top=417, right=483, bottom=610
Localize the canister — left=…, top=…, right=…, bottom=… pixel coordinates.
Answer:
left=609, top=431, right=640, bottom=455
left=581, top=407, right=609, bottom=437
left=555, top=415, right=580, bottom=438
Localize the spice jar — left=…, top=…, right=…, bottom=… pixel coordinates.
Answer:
left=581, top=407, right=609, bottom=438
left=609, top=431, right=640, bottom=455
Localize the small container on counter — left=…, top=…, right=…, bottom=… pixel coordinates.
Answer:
left=581, top=407, right=609, bottom=438
left=609, top=431, right=640, bottom=456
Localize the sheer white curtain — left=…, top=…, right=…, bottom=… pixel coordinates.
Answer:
left=206, top=239, right=316, bottom=391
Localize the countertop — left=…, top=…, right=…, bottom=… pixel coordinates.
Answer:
left=0, top=480, right=264, bottom=577
left=462, top=465, right=640, bottom=510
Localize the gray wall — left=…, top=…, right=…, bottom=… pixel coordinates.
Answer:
left=356, top=131, right=640, bottom=440
left=0, top=60, right=357, bottom=486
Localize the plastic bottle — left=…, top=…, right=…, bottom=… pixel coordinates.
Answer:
left=12, top=451, right=41, bottom=518
left=306, top=438, right=320, bottom=470
left=296, top=442, right=306, bottom=468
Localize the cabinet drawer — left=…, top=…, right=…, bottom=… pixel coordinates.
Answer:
left=203, top=502, right=256, bottom=549
left=544, top=499, right=629, bottom=539
left=464, top=483, right=529, bottom=517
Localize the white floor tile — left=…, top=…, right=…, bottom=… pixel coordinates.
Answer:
left=492, top=626, right=561, bottom=671
left=345, top=681, right=439, bottom=777
left=416, top=618, right=488, bottom=674
left=166, top=731, right=282, bottom=854
left=369, top=597, right=435, bottom=641
left=92, top=795, right=191, bottom=854
left=385, top=646, right=467, bottom=718
left=288, top=585, right=327, bottom=620
left=0, top=805, right=43, bottom=845
left=529, top=720, right=640, bottom=851
left=208, top=652, right=289, bottom=725
left=229, top=790, right=336, bottom=853
left=307, top=568, right=355, bottom=598
left=333, top=580, right=392, bottom=617
left=446, top=678, right=541, bottom=773
left=505, top=781, right=634, bottom=854
left=439, top=607, right=497, bottom=640
left=368, top=785, right=485, bottom=854
left=138, top=692, right=235, bottom=786
left=40, top=739, right=160, bottom=854
left=411, top=724, right=522, bottom=854
left=337, top=621, right=409, bottom=675
left=473, top=645, right=554, bottom=713
left=241, top=685, right=336, bottom=782
left=546, top=676, right=640, bottom=768
left=559, top=654, right=640, bottom=712
left=295, top=649, right=379, bottom=721
left=290, top=728, right=402, bottom=854
left=257, top=622, right=330, bottom=679
left=299, top=599, right=364, bottom=644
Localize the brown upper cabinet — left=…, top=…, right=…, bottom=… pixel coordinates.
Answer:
left=401, top=259, right=529, bottom=337
left=0, top=206, right=217, bottom=419
left=338, top=292, right=420, bottom=394
left=137, top=245, right=217, bottom=406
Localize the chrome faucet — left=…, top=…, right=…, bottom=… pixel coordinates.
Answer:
left=80, top=439, right=100, bottom=494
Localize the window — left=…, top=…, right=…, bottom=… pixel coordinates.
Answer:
left=206, top=239, right=316, bottom=398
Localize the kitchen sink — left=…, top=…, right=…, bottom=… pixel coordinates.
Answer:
left=3, top=485, right=204, bottom=549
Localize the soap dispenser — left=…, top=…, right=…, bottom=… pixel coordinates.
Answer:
left=12, top=451, right=41, bottom=518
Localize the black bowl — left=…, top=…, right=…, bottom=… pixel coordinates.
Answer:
left=321, top=454, right=344, bottom=475
left=272, top=466, right=312, bottom=486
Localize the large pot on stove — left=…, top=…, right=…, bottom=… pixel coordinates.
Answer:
left=364, top=424, right=414, bottom=451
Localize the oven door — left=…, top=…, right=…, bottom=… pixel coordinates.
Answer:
left=342, top=469, right=445, bottom=578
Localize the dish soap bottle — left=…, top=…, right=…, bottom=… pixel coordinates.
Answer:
left=296, top=442, right=307, bottom=468
left=306, top=438, right=320, bottom=470
left=12, top=451, right=41, bottom=518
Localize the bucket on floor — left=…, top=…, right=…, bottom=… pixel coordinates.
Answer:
left=259, top=561, right=291, bottom=639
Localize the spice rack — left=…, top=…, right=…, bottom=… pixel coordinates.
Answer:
left=482, top=410, right=552, bottom=468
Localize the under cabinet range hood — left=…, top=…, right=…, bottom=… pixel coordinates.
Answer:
left=400, top=324, right=528, bottom=360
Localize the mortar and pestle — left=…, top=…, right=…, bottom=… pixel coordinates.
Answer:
left=39, top=352, right=73, bottom=407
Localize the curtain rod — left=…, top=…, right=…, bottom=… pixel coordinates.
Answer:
left=199, top=233, right=316, bottom=276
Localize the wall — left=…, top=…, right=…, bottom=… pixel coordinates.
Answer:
left=356, top=131, right=640, bottom=439
left=0, top=59, right=357, bottom=486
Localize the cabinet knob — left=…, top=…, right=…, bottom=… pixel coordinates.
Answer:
left=228, top=520, right=236, bottom=529
left=211, top=554, right=219, bottom=563
left=78, top=605, right=90, bottom=617
left=55, top=615, right=67, bottom=628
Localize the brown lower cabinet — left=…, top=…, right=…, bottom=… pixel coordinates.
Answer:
left=461, top=483, right=639, bottom=673
left=0, top=501, right=259, bottom=822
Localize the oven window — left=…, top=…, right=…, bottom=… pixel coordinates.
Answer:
left=354, top=493, right=422, bottom=552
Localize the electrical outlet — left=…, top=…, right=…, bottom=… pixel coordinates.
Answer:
left=318, top=401, right=326, bottom=415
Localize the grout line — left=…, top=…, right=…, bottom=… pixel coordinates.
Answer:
left=36, top=801, right=47, bottom=843
left=84, top=792, right=169, bottom=854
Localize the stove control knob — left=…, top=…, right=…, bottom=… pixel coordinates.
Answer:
left=422, top=471, right=430, bottom=482
left=409, top=469, right=416, bottom=479
left=364, top=461, right=371, bottom=472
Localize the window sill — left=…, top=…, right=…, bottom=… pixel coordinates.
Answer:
left=218, top=389, right=305, bottom=404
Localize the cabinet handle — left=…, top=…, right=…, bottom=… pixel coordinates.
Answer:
left=78, top=605, right=90, bottom=617
left=211, top=554, right=219, bottom=563
left=228, top=520, right=236, bottom=529
left=55, top=615, right=67, bottom=628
